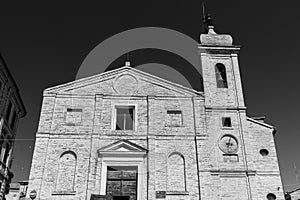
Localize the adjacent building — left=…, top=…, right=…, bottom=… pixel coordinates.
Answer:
left=6, top=181, right=28, bottom=200
left=27, top=26, right=284, bottom=200
left=285, top=188, right=300, bottom=200
left=0, top=54, right=26, bottom=199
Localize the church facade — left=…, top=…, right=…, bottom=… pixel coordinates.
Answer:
left=27, top=26, right=284, bottom=200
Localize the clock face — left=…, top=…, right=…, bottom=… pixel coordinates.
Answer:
left=219, top=135, right=238, bottom=154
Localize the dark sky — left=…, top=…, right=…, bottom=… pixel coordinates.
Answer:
left=0, top=1, right=299, bottom=192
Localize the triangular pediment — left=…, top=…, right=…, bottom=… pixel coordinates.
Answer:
left=43, top=66, right=203, bottom=97
left=98, top=140, right=147, bottom=153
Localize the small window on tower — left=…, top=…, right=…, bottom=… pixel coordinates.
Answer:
left=115, top=106, right=135, bottom=130
left=215, top=63, right=228, bottom=88
left=167, top=110, right=183, bottom=126
left=66, top=108, right=82, bottom=124
left=222, top=117, right=232, bottom=127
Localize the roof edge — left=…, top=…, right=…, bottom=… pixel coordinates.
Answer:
left=44, top=66, right=132, bottom=92
left=44, top=65, right=204, bottom=97
left=246, top=117, right=276, bottom=132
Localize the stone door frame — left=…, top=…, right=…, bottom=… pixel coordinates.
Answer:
left=98, top=140, right=147, bottom=200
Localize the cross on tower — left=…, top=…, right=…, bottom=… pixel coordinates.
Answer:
left=202, top=2, right=213, bottom=32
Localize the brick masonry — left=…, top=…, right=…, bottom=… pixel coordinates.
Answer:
left=27, top=29, right=284, bottom=200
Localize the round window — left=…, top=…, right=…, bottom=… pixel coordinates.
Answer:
left=260, top=149, right=269, bottom=156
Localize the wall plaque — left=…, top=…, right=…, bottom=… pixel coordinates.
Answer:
left=223, top=154, right=239, bottom=163
left=90, top=194, right=111, bottom=200
left=156, top=191, right=166, bottom=198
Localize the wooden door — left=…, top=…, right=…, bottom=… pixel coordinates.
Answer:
left=106, top=166, right=137, bottom=200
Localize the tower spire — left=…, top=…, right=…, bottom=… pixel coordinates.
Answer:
left=202, top=2, right=206, bottom=25
left=202, top=2, right=214, bottom=33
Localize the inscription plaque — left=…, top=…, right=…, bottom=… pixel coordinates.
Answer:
left=223, top=154, right=239, bottom=163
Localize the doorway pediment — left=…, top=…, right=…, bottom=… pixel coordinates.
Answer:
left=98, top=140, right=147, bottom=157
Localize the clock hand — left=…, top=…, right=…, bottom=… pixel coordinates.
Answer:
left=226, top=137, right=232, bottom=148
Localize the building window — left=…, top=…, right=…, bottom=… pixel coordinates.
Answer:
left=260, top=149, right=269, bottom=156
left=0, top=136, right=4, bottom=151
left=10, top=111, right=17, bottom=130
left=167, top=153, right=186, bottom=192
left=0, top=141, right=10, bottom=165
left=115, top=106, right=135, bottom=130
left=5, top=102, right=12, bottom=122
left=167, top=110, right=182, bottom=126
left=66, top=108, right=82, bottom=124
left=3, top=143, right=10, bottom=165
left=222, top=117, right=232, bottom=127
left=215, top=63, right=228, bottom=88
left=56, top=151, right=77, bottom=192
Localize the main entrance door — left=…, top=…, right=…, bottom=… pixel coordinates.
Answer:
left=106, top=166, right=137, bottom=200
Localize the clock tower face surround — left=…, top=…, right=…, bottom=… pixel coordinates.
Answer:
left=219, top=134, right=238, bottom=154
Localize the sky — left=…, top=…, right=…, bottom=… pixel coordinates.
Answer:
left=0, top=0, right=299, bottom=192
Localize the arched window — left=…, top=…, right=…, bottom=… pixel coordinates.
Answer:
left=167, top=153, right=186, bottom=191
left=56, top=151, right=77, bottom=191
left=215, top=63, right=228, bottom=88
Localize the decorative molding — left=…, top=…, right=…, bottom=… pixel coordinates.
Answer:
left=113, top=73, right=139, bottom=95
left=166, top=191, right=189, bottom=195
left=43, top=66, right=202, bottom=97
left=51, top=191, right=76, bottom=195
left=210, top=170, right=256, bottom=177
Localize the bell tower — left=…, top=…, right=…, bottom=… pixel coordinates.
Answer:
left=199, top=22, right=245, bottom=109
left=197, top=22, right=285, bottom=199
left=197, top=16, right=255, bottom=200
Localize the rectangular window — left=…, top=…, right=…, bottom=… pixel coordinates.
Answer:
left=0, top=136, right=4, bottom=154
left=10, top=111, right=16, bottom=130
left=5, top=102, right=12, bottom=122
left=66, top=108, right=82, bottom=124
left=115, top=106, right=134, bottom=130
left=222, top=117, right=232, bottom=127
left=167, top=110, right=182, bottom=126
